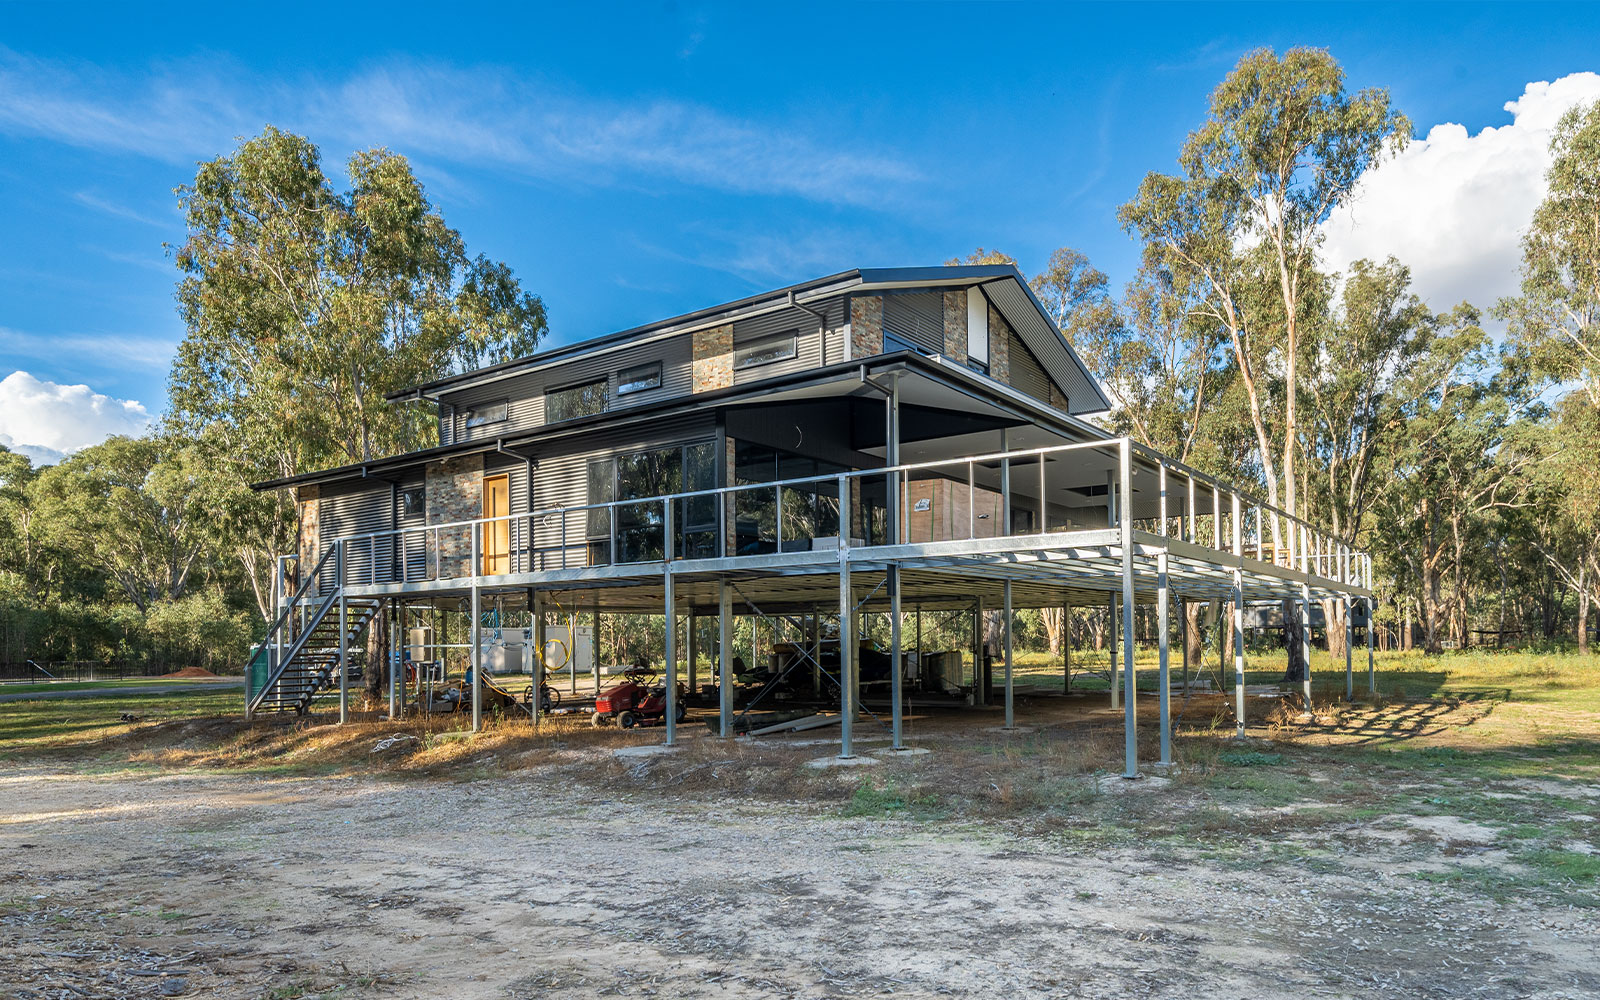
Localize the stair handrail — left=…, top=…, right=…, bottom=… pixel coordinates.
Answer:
left=263, top=545, right=337, bottom=651
left=247, top=543, right=340, bottom=717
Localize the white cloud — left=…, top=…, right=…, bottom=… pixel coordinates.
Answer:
left=0, top=47, right=915, bottom=207
left=0, top=371, right=152, bottom=458
left=1321, top=72, right=1600, bottom=312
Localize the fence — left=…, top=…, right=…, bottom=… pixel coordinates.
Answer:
left=0, top=660, right=192, bottom=683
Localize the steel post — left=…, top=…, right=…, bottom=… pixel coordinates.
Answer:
left=533, top=592, right=545, bottom=728
left=1344, top=595, right=1354, bottom=701
left=973, top=595, right=986, bottom=706
left=1108, top=590, right=1119, bottom=710
left=663, top=569, right=677, bottom=747
left=389, top=598, right=400, bottom=720
left=1158, top=466, right=1171, bottom=764
left=1120, top=438, right=1136, bottom=779
left=1367, top=596, right=1376, bottom=695
left=718, top=580, right=734, bottom=738
left=838, top=556, right=854, bottom=759
left=890, top=563, right=905, bottom=749
left=338, top=587, right=349, bottom=725
left=1002, top=578, right=1015, bottom=730
left=470, top=582, right=482, bottom=733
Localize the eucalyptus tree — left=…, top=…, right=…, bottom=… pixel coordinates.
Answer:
left=1121, top=48, right=1407, bottom=684
left=1497, top=100, right=1600, bottom=649
left=1372, top=309, right=1529, bottom=653
left=31, top=436, right=210, bottom=613
left=1303, top=258, right=1439, bottom=656
left=1121, top=47, right=1408, bottom=543
left=168, top=126, right=549, bottom=617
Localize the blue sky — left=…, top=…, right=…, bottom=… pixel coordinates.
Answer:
left=3, top=1, right=1599, bottom=461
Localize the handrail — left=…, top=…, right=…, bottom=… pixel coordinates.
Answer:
left=263, top=545, right=336, bottom=637
left=246, top=551, right=340, bottom=717
left=328, top=437, right=1122, bottom=547
left=1127, top=440, right=1359, bottom=552
left=310, top=435, right=1368, bottom=590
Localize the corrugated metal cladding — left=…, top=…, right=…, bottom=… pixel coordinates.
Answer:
left=731, top=296, right=845, bottom=385
left=528, top=413, right=717, bottom=570
left=438, top=333, right=695, bottom=441
left=1008, top=331, right=1051, bottom=405
left=317, top=478, right=395, bottom=589
left=980, top=277, right=1105, bottom=413
left=882, top=291, right=944, bottom=353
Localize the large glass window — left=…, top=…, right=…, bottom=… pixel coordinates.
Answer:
left=546, top=380, right=607, bottom=423
left=733, top=442, right=844, bottom=555
left=587, top=440, right=718, bottom=563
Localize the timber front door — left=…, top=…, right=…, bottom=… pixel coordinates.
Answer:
left=482, top=475, right=510, bottom=575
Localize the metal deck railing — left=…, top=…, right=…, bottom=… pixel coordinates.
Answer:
left=296, top=436, right=1370, bottom=596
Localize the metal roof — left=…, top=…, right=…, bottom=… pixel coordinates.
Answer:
left=389, top=264, right=1111, bottom=414
left=252, top=349, right=1110, bottom=493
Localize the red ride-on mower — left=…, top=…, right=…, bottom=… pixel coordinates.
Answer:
left=592, top=666, right=687, bottom=729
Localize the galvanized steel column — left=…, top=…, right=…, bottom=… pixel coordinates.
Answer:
left=663, top=569, right=677, bottom=747
left=338, top=587, right=349, bottom=725
left=1002, top=579, right=1015, bottom=731
left=1344, top=595, right=1354, bottom=701
left=470, top=582, right=482, bottom=733
left=838, top=557, right=854, bottom=759
left=1120, top=438, right=1136, bottom=779
left=891, top=563, right=905, bottom=749
left=718, top=580, right=733, bottom=738
left=389, top=598, right=400, bottom=720
left=1158, top=464, right=1171, bottom=766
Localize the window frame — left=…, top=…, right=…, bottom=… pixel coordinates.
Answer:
left=734, top=329, right=799, bottom=370
left=616, top=361, right=663, bottom=396
left=398, top=487, right=426, bottom=520
left=545, top=379, right=608, bottom=424
left=463, top=399, right=509, bottom=429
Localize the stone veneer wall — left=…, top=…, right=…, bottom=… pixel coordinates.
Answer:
left=849, top=295, right=883, bottom=359
left=942, top=290, right=969, bottom=364
left=988, top=302, right=1011, bottom=383
left=692, top=323, right=734, bottom=393
left=426, top=454, right=484, bottom=578
left=1049, top=383, right=1069, bottom=411
left=296, top=485, right=320, bottom=594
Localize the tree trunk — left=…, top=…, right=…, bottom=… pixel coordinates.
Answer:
left=365, top=602, right=389, bottom=701
left=1184, top=601, right=1204, bottom=680
left=1580, top=564, right=1591, bottom=657
left=1282, top=599, right=1309, bottom=682
left=1041, top=607, right=1064, bottom=657
left=1322, top=598, right=1346, bottom=660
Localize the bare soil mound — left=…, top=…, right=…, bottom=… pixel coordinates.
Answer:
left=159, top=666, right=223, bottom=679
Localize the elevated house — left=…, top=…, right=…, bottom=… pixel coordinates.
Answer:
left=248, top=264, right=1374, bottom=773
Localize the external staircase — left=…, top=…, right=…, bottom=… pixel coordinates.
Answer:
left=246, top=547, right=380, bottom=717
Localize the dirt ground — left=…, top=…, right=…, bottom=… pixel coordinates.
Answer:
left=3, top=690, right=1599, bottom=1000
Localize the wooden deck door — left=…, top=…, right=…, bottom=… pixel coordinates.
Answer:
left=482, top=475, right=510, bottom=575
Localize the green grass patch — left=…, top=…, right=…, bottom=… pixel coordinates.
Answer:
left=1217, top=750, right=1284, bottom=767
left=1522, top=848, right=1600, bottom=883
left=0, top=688, right=242, bottom=755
